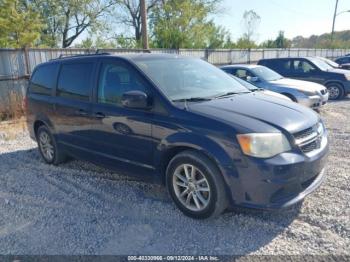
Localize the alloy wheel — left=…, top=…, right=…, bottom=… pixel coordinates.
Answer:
left=172, top=164, right=211, bottom=212
left=328, top=85, right=340, bottom=100
left=38, top=131, right=54, bottom=162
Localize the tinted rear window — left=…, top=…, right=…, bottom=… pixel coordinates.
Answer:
left=57, top=63, right=93, bottom=101
left=29, top=63, right=58, bottom=95
left=261, top=60, right=291, bottom=73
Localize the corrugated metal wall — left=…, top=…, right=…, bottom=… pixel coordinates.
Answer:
left=1, top=48, right=349, bottom=78
left=0, top=47, right=350, bottom=112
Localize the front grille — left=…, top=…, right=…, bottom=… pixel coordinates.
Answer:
left=293, top=123, right=323, bottom=154
left=294, top=127, right=314, bottom=141
left=300, top=140, right=318, bottom=153
left=321, top=89, right=328, bottom=95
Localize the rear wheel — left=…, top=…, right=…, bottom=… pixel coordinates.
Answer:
left=166, top=150, right=228, bottom=219
left=326, top=83, right=344, bottom=100
left=36, top=125, right=66, bottom=165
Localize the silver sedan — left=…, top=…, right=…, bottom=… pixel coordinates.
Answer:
left=221, top=64, right=329, bottom=109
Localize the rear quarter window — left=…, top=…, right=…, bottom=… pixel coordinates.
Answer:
left=264, top=60, right=291, bottom=74
left=29, top=63, right=58, bottom=95
left=57, top=63, right=94, bottom=101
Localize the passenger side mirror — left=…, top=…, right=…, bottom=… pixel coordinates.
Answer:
left=247, top=76, right=259, bottom=82
left=121, top=91, right=151, bottom=110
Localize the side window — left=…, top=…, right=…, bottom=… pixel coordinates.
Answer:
left=234, top=69, right=253, bottom=80
left=98, top=62, right=148, bottom=106
left=57, top=63, right=93, bottom=101
left=293, top=60, right=316, bottom=74
left=221, top=68, right=232, bottom=74
left=29, top=64, right=58, bottom=95
left=270, top=60, right=291, bottom=73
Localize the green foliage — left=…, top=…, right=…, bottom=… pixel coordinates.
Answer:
left=74, top=35, right=138, bottom=49
left=292, top=31, right=350, bottom=48
left=32, top=0, right=116, bottom=48
left=260, top=31, right=291, bottom=48
left=0, top=0, right=43, bottom=48
left=150, top=0, right=227, bottom=49
left=235, top=37, right=257, bottom=49
left=274, top=31, right=291, bottom=48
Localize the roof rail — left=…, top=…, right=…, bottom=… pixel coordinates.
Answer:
left=50, top=52, right=111, bottom=61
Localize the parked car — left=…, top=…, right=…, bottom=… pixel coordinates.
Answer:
left=258, top=57, right=350, bottom=100
left=220, top=64, right=328, bottom=109
left=26, top=54, right=329, bottom=219
left=335, top=56, right=350, bottom=67
left=318, top=57, right=350, bottom=70
left=229, top=73, right=292, bottom=101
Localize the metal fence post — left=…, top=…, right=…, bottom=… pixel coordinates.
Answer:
left=205, top=49, right=209, bottom=62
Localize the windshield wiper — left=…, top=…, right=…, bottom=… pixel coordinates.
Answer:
left=250, top=87, right=264, bottom=92
left=214, top=91, right=248, bottom=98
left=172, top=97, right=212, bottom=102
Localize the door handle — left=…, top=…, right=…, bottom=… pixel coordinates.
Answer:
left=76, top=109, right=88, bottom=116
left=94, top=112, right=105, bottom=119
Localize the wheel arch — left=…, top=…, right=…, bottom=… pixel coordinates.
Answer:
left=156, top=133, right=235, bottom=186
left=33, top=115, right=55, bottom=138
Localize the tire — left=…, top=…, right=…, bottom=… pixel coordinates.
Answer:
left=166, top=150, right=228, bottom=219
left=36, top=125, right=66, bottom=165
left=326, top=83, right=344, bottom=100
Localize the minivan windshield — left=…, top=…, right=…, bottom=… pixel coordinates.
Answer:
left=134, top=58, right=250, bottom=101
left=251, top=66, right=283, bottom=81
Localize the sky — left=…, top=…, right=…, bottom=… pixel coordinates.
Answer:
left=214, top=0, right=350, bottom=43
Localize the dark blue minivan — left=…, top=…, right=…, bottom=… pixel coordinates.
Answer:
left=26, top=54, right=329, bottom=219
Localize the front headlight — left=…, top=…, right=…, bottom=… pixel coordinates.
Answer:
left=237, top=133, right=291, bottom=158
left=302, top=90, right=318, bottom=96
left=345, top=74, right=350, bottom=81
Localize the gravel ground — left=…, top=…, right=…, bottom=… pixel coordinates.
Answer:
left=0, top=99, right=349, bottom=255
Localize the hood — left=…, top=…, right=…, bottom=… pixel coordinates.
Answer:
left=327, top=68, right=350, bottom=74
left=269, top=78, right=325, bottom=92
left=261, top=90, right=291, bottom=101
left=188, top=92, right=319, bottom=134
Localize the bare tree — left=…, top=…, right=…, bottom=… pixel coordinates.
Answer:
left=33, top=0, right=117, bottom=47
left=241, top=9, right=261, bottom=43
left=115, top=0, right=160, bottom=42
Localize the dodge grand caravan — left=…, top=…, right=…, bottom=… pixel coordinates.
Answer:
left=26, top=54, right=329, bottom=219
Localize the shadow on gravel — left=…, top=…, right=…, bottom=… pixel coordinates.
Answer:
left=0, top=148, right=301, bottom=255
left=327, top=96, right=350, bottom=104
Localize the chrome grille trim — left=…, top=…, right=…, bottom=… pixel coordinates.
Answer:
left=293, top=122, right=324, bottom=154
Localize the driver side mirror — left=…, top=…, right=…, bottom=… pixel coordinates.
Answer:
left=121, top=91, right=151, bottom=110
left=247, top=76, right=259, bottom=82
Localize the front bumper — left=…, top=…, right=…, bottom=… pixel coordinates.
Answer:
left=298, top=93, right=329, bottom=109
left=342, top=81, right=350, bottom=94
left=223, top=135, right=329, bottom=210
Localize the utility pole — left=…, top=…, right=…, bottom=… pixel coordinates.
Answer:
left=331, top=0, right=339, bottom=42
left=140, top=0, right=149, bottom=50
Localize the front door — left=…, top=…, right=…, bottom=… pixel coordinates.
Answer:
left=89, top=59, right=155, bottom=177
left=290, top=59, right=324, bottom=84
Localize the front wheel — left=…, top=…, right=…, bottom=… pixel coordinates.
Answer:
left=326, top=83, right=344, bottom=100
left=166, top=150, right=228, bottom=219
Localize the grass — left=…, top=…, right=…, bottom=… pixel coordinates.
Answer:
left=0, top=117, right=27, bottom=141
left=0, top=91, right=25, bottom=121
